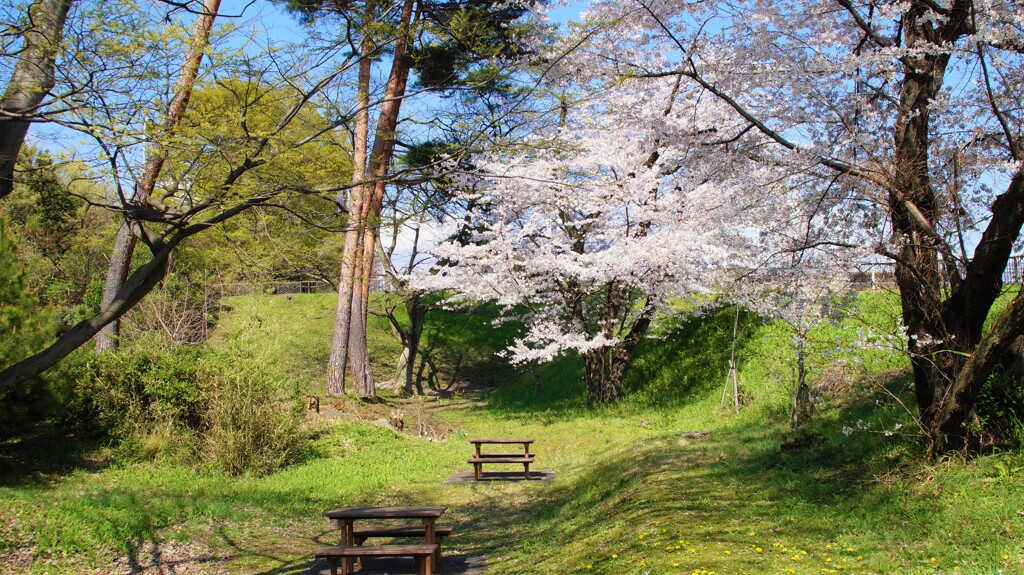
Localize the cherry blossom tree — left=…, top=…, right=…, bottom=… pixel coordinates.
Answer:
left=565, top=0, right=1024, bottom=453
left=419, top=79, right=782, bottom=405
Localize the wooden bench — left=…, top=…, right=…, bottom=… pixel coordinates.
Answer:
left=314, top=544, right=439, bottom=575
left=467, top=455, right=534, bottom=480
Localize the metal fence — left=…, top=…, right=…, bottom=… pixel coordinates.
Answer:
left=216, top=280, right=337, bottom=297
left=215, top=274, right=389, bottom=298
left=855, top=255, right=1024, bottom=289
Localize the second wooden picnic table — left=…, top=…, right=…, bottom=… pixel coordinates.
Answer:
left=467, top=438, right=535, bottom=480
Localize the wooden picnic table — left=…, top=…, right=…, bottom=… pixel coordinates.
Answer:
left=323, top=505, right=447, bottom=574
left=467, top=438, right=536, bottom=480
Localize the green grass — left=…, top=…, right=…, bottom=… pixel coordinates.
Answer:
left=1, top=291, right=1022, bottom=574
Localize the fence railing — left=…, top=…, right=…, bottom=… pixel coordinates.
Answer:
left=216, top=280, right=337, bottom=297
left=855, top=255, right=1024, bottom=289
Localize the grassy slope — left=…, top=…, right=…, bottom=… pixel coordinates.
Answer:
left=0, top=292, right=1022, bottom=575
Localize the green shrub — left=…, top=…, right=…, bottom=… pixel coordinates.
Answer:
left=976, top=369, right=1024, bottom=449
left=0, top=220, right=59, bottom=430
left=62, top=345, right=312, bottom=473
left=202, top=373, right=309, bottom=476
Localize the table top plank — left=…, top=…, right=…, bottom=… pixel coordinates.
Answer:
left=324, top=506, right=447, bottom=520
left=468, top=438, right=534, bottom=444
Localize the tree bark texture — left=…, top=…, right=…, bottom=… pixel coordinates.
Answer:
left=884, top=1, right=1024, bottom=453
left=325, top=30, right=373, bottom=397
left=94, top=0, right=221, bottom=354
left=328, top=0, right=416, bottom=400
left=582, top=285, right=653, bottom=407
left=0, top=0, right=73, bottom=199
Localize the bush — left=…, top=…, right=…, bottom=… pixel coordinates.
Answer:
left=60, top=347, right=206, bottom=460
left=976, top=369, right=1024, bottom=449
left=0, top=220, right=59, bottom=430
left=202, top=374, right=308, bottom=476
left=62, top=345, right=312, bottom=474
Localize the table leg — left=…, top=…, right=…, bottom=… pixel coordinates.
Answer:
left=423, top=518, right=439, bottom=573
left=339, top=519, right=354, bottom=574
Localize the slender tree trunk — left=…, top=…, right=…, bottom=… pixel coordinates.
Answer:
left=325, top=36, right=373, bottom=396
left=95, top=223, right=136, bottom=350
left=404, top=301, right=426, bottom=395
left=0, top=0, right=73, bottom=199
left=332, top=0, right=416, bottom=399
left=95, top=0, right=221, bottom=353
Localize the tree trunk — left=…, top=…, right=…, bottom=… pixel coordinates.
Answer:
left=329, top=0, right=416, bottom=400
left=325, top=27, right=373, bottom=396
left=582, top=289, right=654, bottom=406
left=403, top=301, right=426, bottom=395
left=0, top=0, right=73, bottom=199
left=886, top=4, right=1007, bottom=454
left=94, top=0, right=221, bottom=353
left=94, top=222, right=136, bottom=351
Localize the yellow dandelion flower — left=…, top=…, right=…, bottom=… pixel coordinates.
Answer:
left=837, top=566, right=843, bottom=570
left=639, top=534, right=644, bottom=539
left=856, top=556, right=863, bottom=561
left=930, top=557, right=937, bottom=564
left=666, top=546, right=673, bottom=551
left=725, top=550, right=731, bottom=555
left=756, top=548, right=763, bottom=553
left=689, top=549, right=696, bottom=553
left=611, top=554, right=618, bottom=559
left=826, top=544, right=834, bottom=549
left=748, top=531, right=756, bottom=536
left=586, top=565, right=592, bottom=570
left=826, top=557, right=833, bottom=563
left=1002, top=555, right=1010, bottom=561
left=846, top=548, right=855, bottom=553
left=673, top=562, right=680, bottom=567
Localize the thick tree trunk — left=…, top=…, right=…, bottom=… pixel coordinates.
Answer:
left=95, top=0, right=221, bottom=353
left=886, top=3, right=1012, bottom=454
left=582, top=288, right=653, bottom=406
left=0, top=0, right=73, bottom=199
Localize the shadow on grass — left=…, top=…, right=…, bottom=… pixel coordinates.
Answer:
left=468, top=305, right=764, bottom=422
left=0, top=422, right=109, bottom=486
left=447, top=379, right=932, bottom=574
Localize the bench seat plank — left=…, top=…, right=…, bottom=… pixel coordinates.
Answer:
left=315, top=544, right=438, bottom=557
left=467, top=456, right=534, bottom=463
left=314, top=544, right=439, bottom=575
left=467, top=455, right=534, bottom=480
